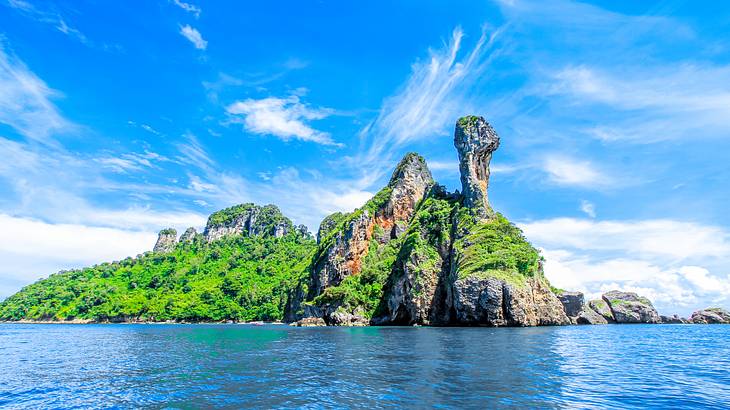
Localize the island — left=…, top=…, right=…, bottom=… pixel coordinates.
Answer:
left=1, top=116, right=727, bottom=326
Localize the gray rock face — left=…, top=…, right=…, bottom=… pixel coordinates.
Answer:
left=690, top=308, right=730, bottom=324
left=602, top=290, right=661, bottom=323
left=449, top=276, right=569, bottom=326
left=301, top=303, right=368, bottom=327
left=559, top=291, right=585, bottom=317
left=310, top=210, right=372, bottom=297
left=661, top=314, right=688, bottom=324
left=589, top=299, right=615, bottom=323
left=153, top=228, right=177, bottom=253
left=378, top=153, right=435, bottom=234
left=558, top=291, right=608, bottom=325
left=454, top=116, right=500, bottom=218
left=203, top=204, right=292, bottom=242
left=179, top=227, right=197, bottom=243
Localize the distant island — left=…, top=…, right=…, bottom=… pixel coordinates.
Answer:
left=1, top=116, right=728, bottom=326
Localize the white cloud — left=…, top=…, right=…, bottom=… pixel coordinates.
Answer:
left=521, top=218, right=730, bottom=261
left=0, top=214, right=158, bottom=299
left=542, top=156, right=610, bottom=188
left=172, top=0, right=201, bottom=18
left=0, top=44, right=74, bottom=143
left=579, top=200, right=596, bottom=218
left=520, top=217, right=730, bottom=315
left=179, top=24, right=207, bottom=50
left=226, top=94, right=339, bottom=146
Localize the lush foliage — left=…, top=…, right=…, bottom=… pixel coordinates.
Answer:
left=452, top=209, right=542, bottom=287
left=0, top=232, right=316, bottom=322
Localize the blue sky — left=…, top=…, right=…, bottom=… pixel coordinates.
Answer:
left=1, top=0, right=729, bottom=315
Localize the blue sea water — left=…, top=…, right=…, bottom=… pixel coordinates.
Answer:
left=0, top=324, right=728, bottom=409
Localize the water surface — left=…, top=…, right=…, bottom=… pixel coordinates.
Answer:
left=1, top=324, right=728, bottom=408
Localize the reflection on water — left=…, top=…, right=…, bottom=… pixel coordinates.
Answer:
left=1, top=324, right=729, bottom=408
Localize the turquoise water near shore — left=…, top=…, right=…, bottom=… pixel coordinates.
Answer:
left=1, top=324, right=729, bottom=409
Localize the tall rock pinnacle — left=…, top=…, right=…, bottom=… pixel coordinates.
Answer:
left=153, top=228, right=178, bottom=253
left=454, top=115, right=500, bottom=218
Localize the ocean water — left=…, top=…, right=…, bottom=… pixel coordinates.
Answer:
left=0, top=324, right=728, bottom=409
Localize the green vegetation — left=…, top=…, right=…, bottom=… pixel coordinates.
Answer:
left=0, top=231, right=315, bottom=322
left=457, top=115, right=480, bottom=129
left=159, top=228, right=177, bottom=236
left=452, top=209, right=541, bottom=288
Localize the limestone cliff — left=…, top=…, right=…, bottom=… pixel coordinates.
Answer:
left=292, top=153, right=435, bottom=325
left=153, top=228, right=178, bottom=253
left=289, top=116, right=569, bottom=327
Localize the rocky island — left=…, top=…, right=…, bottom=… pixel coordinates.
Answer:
left=1, top=116, right=727, bottom=326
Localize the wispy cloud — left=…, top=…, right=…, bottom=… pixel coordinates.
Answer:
left=226, top=94, right=339, bottom=146
left=172, top=0, right=201, bottom=18
left=542, top=156, right=611, bottom=188
left=547, top=65, right=730, bottom=143
left=0, top=43, right=74, bottom=143
left=357, top=26, right=502, bottom=170
left=179, top=24, right=207, bottom=50
left=579, top=200, right=596, bottom=218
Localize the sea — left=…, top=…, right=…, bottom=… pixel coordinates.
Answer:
left=1, top=324, right=728, bottom=409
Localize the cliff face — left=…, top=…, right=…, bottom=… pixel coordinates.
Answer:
left=290, top=116, right=569, bottom=327
left=153, top=229, right=178, bottom=253
left=292, top=153, right=435, bottom=324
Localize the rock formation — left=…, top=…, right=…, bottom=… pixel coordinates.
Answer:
left=180, top=227, right=198, bottom=243
left=454, top=115, right=500, bottom=218
left=203, top=203, right=292, bottom=242
left=690, top=307, right=730, bottom=324
left=588, top=299, right=615, bottom=323
left=558, top=292, right=607, bottom=325
left=305, top=153, right=434, bottom=307
left=292, top=116, right=570, bottom=327
left=660, top=314, right=688, bottom=324
left=153, top=228, right=177, bottom=253
left=602, top=290, right=661, bottom=323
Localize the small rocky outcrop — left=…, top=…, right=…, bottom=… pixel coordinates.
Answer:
left=661, top=314, right=688, bottom=324
left=690, top=308, right=730, bottom=324
left=454, top=115, right=500, bottom=219
left=293, top=317, right=326, bottom=327
left=179, top=227, right=198, bottom=243
left=153, top=228, right=177, bottom=253
left=203, top=203, right=293, bottom=242
left=588, top=299, right=615, bottom=323
left=558, top=291, right=608, bottom=325
left=602, top=290, right=661, bottom=323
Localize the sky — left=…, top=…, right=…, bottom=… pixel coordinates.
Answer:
left=0, top=0, right=728, bottom=316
